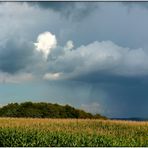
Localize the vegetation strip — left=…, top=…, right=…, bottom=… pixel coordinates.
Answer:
left=0, top=118, right=147, bottom=147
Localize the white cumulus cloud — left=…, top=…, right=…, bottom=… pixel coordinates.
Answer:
left=34, top=32, right=57, bottom=60
left=43, top=72, right=62, bottom=80
left=64, top=40, right=74, bottom=51
left=46, top=40, right=148, bottom=80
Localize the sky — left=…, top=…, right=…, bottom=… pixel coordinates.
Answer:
left=0, top=2, right=148, bottom=118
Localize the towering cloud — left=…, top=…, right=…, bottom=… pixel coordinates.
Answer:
left=34, top=32, right=57, bottom=60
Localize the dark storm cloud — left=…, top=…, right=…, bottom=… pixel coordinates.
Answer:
left=0, top=38, right=34, bottom=74
left=72, top=71, right=142, bottom=85
left=98, top=78, right=148, bottom=118
left=80, top=74, right=148, bottom=118
left=28, top=2, right=98, bottom=21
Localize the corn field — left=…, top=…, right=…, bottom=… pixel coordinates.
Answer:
left=0, top=118, right=147, bottom=147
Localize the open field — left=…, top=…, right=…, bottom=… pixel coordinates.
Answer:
left=0, top=118, right=147, bottom=147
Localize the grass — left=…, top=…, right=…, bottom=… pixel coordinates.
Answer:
left=0, top=118, right=147, bottom=146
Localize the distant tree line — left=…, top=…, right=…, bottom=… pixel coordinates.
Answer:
left=0, top=102, right=107, bottom=119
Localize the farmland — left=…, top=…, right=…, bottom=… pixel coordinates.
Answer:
left=0, top=118, right=147, bottom=147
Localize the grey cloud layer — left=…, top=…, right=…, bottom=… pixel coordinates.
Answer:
left=123, top=2, right=148, bottom=10
left=30, top=2, right=98, bottom=21
left=0, top=38, right=34, bottom=74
